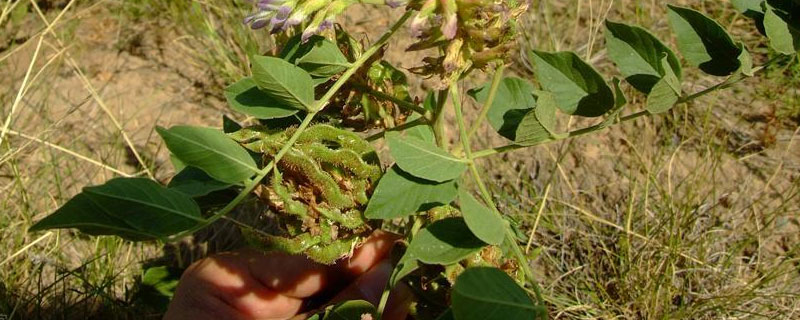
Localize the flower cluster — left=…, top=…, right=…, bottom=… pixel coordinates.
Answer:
left=406, top=0, right=528, bottom=83
left=244, top=0, right=351, bottom=41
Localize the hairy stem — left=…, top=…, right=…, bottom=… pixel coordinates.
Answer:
left=433, top=88, right=450, bottom=150
left=466, top=63, right=506, bottom=141
left=169, top=10, right=414, bottom=241
left=366, top=117, right=426, bottom=142
left=353, top=82, right=433, bottom=120
left=450, top=79, right=544, bottom=304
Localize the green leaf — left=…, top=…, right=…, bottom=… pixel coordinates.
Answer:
left=222, top=115, right=242, bottom=133
left=604, top=20, right=682, bottom=93
left=29, top=178, right=203, bottom=241
left=667, top=5, right=745, bottom=76
left=530, top=51, right=615, bottom=117
left=646, top=79, right=681, bottom=114
left=323, top=300, right=376, bottom=320
left=732, top=0, right=765, bottom=14
left=224, top=78, right=299, bottom=119
left=452, top=267, right=545, bottom=320
left=737, top=43, right=754, bottom=76
left=135, top=265, right=182, bottom=311
left=459, top=189, right=505, bottom=245
left=646, top=57, right=682, bottom=114
left=405, top=92, right=436, bottom=143
left=168, top=166, right=232, bottom=198
left=251, top=55, right=316, bottom=111
left=364, top=165, right=458, bottom=219
left=598, top=78, right=628, bottom=130
left=386, top=132, right=467, bottom=182
left=408, top=217, right=485, bottom=265
left=515, top=91, right=564, bottom=146
left=468, top=77, right=537, bottom=141
left=732, top=0, right=768, bottom=35
left=390, top=250, right=419, bottom=286
left=170, top=154, right=186, bottom=172
left=294, top=36, right=351, bottom=77
left=157, top=126, right=258, bottom=184
left=764, top=0, right=800, bottom=54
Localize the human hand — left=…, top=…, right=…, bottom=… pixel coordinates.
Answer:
left=164, top=230, right=411, bottom=320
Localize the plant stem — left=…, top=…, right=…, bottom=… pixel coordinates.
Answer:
left=433, top=88, right=451, bottom=150
left=452, top=63, right=506, bottom=155
left=471, top=57, right=787, bottom=159
left=376, top=286, right=392, bottom=320
left=352, top=82, right=433, bottom=120
left=169, top=10, right=414, bottom=241
left=466, top=63, right=506, bottom=141
left=366, top=117, right=426, bottom=142
left=450, top=80, right=544, bottom=304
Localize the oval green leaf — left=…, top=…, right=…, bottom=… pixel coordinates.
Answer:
left=468, top=77, right=537, bottom=141
left=764, top=1, right=800, bottom=55
left=530, top=50, right=615, bottom=117
left=408, top=217, right=485, bottom=265
left=251, top=55, right=316, bottom=111
left=646, top=56, right=683, bottom=114
left=667, top=5, right=744, bottom=76
left=224, top=78, right=299, bottom=119
left=515, top=91, right=564, bottom=146
left=294, top=36, right=351, bottom=77
left=459, top=189, right=505, bottom=245
left=157, top=126, right=258, bottom=184
left=404, top=92, right=436, bottom=143
left=364, top=165, right=458, bottom=220
left=386, top=131, right=467, bottom=182
left=604, top=20, right=682, bottom=93
left=29, top=178, right=203, bottom=241
left=452, top=267, right=545, bottom=320
left=168, top=166, right=233, bottom=198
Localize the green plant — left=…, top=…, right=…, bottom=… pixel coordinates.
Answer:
left=27, top=0, right=800, bottom=319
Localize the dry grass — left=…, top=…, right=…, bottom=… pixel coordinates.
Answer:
left=0, top=0, right=798, bottom=319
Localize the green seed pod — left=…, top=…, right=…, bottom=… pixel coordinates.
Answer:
left=234, top=124, right=382, bottom=264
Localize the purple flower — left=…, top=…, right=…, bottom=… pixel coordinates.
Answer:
left=385, top=0, right=408, bottom=8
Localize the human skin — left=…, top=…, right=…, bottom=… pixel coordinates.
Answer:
left=164, top=231, right=411, bottom=320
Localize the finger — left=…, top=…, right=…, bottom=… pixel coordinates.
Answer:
left=247, top=229, right=400, bottom=298
left=243, top=250, right=329, bottom=298
left=335, top=230, right=401, bottom=277
left=333, top=260, right=394, bottom=303
left=381, top=283, right=414, bottom=320
left=177, top=253, right=305, bottom=320
left=330, top=261, right=413, bottom=320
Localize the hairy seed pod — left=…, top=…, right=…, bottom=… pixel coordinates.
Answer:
left=230, top=124, right=382, bottom=264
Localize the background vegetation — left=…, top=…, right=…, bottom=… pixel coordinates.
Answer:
left=1, top=0, right=798, bottom=318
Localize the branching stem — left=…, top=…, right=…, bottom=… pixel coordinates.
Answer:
left=353, top=82, right=433, bottom=120
left=471, top=56, right=787, bottom=159
left=450, top=77, right=544, bottom=304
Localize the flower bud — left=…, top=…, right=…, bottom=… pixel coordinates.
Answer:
left=385, top=0, right=408, bottom=9
left=440, top=0, right=458, bottom=39
left=411, top=0, right=438, bottom=37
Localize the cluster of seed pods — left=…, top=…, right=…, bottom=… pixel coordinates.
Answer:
left=406, top=0, right=529, bottom=83
left=230, top=124, right=383, bottom=264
